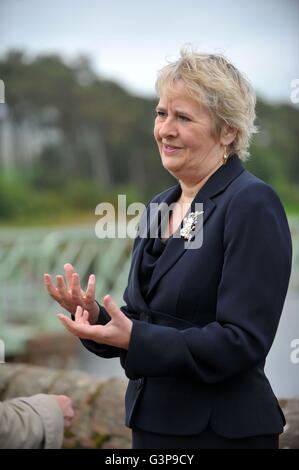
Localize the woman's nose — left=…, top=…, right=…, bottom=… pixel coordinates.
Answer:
left=159, top=118, right=178, bottom=138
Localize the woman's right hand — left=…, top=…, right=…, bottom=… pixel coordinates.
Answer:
left=44, top=263, right=100, bottom=324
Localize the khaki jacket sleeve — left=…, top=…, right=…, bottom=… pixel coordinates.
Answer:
left=0, top=394, right=64, bottom=449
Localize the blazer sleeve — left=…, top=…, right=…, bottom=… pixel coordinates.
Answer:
left=122, top=182, right=293, bottom=384
left=0, top=394, right=64, bottom=449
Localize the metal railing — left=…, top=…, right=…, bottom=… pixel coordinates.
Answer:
left=0, top=225, right=133, bottom=356
left=0, top=218, right=298, bottom=356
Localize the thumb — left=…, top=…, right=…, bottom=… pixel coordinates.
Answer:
left=103, top=295, right=121, bottom=320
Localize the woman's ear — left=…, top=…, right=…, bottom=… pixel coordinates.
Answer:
left=220, top=124, right=238, bottom=146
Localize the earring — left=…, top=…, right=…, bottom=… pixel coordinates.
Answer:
left=222, top=151, right=228, bottom=165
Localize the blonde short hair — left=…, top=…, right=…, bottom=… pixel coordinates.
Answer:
left=155, top=48, right=258, bottom=161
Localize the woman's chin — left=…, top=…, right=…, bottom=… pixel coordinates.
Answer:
left=161, top=157, right=183, bottom=175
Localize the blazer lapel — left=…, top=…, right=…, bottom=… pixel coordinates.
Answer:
left=126, top=183, right=181, bottom=313
left=146, top=197, right=216, bottom=297
left=129, top=154, right=245, bottom=304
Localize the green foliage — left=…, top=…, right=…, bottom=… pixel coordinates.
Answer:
left=0, top=172, right=65, bottom=221
left=30, top=145, right=67, bottom=190
left=0, top=172, right=29, bottom=219
left=63, top=181, right=108, bottom=211
left=0, top=50, right=299, bottom=224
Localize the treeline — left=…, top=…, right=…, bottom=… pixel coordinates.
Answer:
left=0, top=50, right=298, bottom=223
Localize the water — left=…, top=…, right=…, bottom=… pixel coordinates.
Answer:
left=77, top=290, right=299, bottom=399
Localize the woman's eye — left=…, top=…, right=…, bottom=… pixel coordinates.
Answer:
left=178, top=115, right=190, bottom=121
left=155, top=111, right=190, bottom=121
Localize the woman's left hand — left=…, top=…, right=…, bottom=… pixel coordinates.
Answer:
left=57, top=295, right=133, bottom=350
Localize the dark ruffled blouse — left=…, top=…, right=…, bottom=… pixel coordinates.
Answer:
left=139, top=233, right=168, bottom=300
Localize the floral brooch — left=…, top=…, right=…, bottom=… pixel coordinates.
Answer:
left=180, top=210, right=203, bottom=242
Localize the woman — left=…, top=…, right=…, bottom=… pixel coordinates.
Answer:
left=44, top=50, right=292, bottom=449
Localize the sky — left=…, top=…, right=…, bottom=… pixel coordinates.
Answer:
left=1, top=0, right=299, bottom=103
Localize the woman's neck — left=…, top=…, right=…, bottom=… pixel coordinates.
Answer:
left=179, top=159, right=223, bottom=204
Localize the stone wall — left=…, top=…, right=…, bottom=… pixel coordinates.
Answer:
left=0, top=363, right=131, bottom=449
left=0, top=364, right=298, bottom=449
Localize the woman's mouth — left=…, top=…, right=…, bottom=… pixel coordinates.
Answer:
left=162, top=144, right=182, bottom=155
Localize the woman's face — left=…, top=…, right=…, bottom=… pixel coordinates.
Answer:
left=154, top=81, right=224, bottom=181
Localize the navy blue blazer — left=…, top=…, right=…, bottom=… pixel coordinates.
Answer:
left=82, top=154, right=292, bottom=438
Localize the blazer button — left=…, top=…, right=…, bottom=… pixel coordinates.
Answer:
left=137, top=378, right=144, bottom=389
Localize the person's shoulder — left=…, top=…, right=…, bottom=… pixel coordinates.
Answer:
left=229, top=168, right=284, bottom=211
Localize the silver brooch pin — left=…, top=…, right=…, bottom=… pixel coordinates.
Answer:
left=180, top=210, right=204, bottom=242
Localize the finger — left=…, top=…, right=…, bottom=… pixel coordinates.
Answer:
left=44, top=274, right=61, bottom=301
left=75, top=305, right=84, bottom=322
left=58, top=313, right=103, bottom=340
left=56, top=275, right=69, bottom=299
left=84, top=274, right=96, bottom=305
left=82, top=309, right=90, bottom=324
left=103, top=295, right=122, bottom=321
left=71, top=273, right=84, bottom=306
left=64, top=263, right=75, bottom=291
left=57, top=313, right=78, bottom=334
left=57, top=313, right=92, bottom=338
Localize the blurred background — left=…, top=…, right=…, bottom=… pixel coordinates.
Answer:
left=0, top=0, right=298, bottom=399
